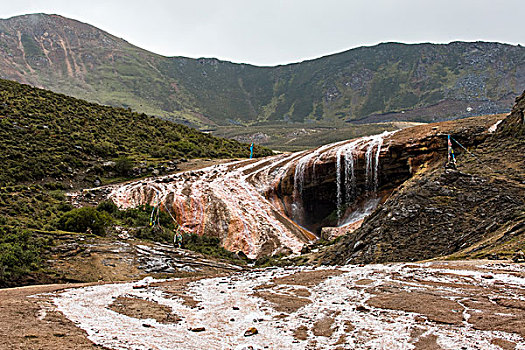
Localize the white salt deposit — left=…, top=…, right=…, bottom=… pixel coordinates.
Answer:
left=53, top=262, right=525, bottom=350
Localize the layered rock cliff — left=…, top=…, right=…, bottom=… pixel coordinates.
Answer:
left=320, top=92, right=524, bottom=264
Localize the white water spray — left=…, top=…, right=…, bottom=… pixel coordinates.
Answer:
left=336, top=140, right=359, bottom=219
left=335, top=132, right=392, bottom=223
left=292, top=141, right=347, bottom=222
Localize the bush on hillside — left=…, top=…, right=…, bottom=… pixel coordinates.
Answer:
left=57, top=207, right=111, bottom=235
left=114, top=156, right=134, bottom=177
left=182, top=233, right=247, bottom=264
left=0, top=227, right=42, bottom=287
left=135, top=226, right=174, bottom=244
left=96, top=200, right=119, bottom=214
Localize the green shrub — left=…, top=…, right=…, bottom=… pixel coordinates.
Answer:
left=114, top=156, right=134, bottom=176
left=57, top=207, right=111, bottom=235
left=117, top=205, right=175, bottom=229
left=96, top=200, right=119, bottom=214
left=182, top=233, right=247, bottom=264
left=0, top=227, right=42, bottom=287
left=135, top=226, right=173, bottom=244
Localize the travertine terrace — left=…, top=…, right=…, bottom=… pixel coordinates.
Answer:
left=108, top=115, right=502, bottom=258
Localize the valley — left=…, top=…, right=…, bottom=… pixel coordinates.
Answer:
left=0, top=11, right=524, bottom=350
left=0, top=14, right=524, bottom=146
left=0, top=94, right=523, bottom=349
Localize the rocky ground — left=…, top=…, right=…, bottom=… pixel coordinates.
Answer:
left=36, top=230, right=244, bottom=284
left=1, top=260, right=524, bottom=349
left=321, top=93, right=524, bottom=265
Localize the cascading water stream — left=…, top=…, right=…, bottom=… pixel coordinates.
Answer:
left=335, top=140, right=359, bottom=220
left=334, top=131, right=392, bottom=225
left=292, top=141, right=346, bottom=222
left=344, top=151, right=355, bottom=204
left=364, top=139, right=376, bottom=192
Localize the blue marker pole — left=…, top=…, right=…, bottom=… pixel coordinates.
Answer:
left=249, top=143, right=254, bottom=159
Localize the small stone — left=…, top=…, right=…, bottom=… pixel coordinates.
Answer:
left=512, top=251, right=525, bottom=263
left=142, top=323, right=153, bottom=328
left=414, top=315, right=426, bottom=323
left=481, top=274, right=494, bottom=279
left=244, top=327, right=258, bottom=337
left=233, top=306, right=240, bottom=310
left=353, top=241, right=364, bottom=251
left=189, top=327, right=206, bottom=332
left=356, top=305, right=369, bottom=312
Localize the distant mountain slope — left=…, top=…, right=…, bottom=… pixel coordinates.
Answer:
left=0, top=78, right=270, bottom=187
left=1, top=13, right=524, bottom=127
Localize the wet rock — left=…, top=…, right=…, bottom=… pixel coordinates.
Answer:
left=181, top=266, right=196, bottom=273
left=300, top=245, right=311, bottom=254
left=236, top=251, right=249, bottom=260
left=355, top=305, right=369, bottom=312
left=512, top=251, right=525, bottom=263
left=353, top=241, right=364, bottom=251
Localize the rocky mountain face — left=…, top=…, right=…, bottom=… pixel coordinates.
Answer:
left=1, top=13, right=524, bottom=128
left=499, top=90, right=525, bottom=137
left=320, top=92, right=525, bottom=264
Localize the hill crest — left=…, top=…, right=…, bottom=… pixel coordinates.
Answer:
left=1, top=13, right=524, bottom=128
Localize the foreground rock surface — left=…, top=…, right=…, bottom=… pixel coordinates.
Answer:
left=24, top=261, right=522, bottom=349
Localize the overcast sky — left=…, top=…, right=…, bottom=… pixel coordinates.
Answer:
left=1, top=0, right=524, bottom=66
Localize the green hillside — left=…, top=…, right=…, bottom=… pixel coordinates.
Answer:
left=0, top=14, right=523, bottom=129
left=0, top=79, right=271, bottom=187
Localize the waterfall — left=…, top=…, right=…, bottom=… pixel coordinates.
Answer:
left=292, top=142, right=345, bottom=222
left=292, top=150, right=313, bottom=221
left=335, top=140, right=358, bottom=220
left=364, top=132, right=387, bottom=192
left=292, top=131, right=393, bottom=225
left=373, top=136, right=384, bottom=192
left=336, top=131, right=392, bottom=223
left=344, top=148, right=356, bottom=204
left=365, top=139, right=375, bottom=191
left=336, top=147, right=343, bottom=218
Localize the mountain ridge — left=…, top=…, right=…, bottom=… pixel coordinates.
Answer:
left=1, top=13, right=524, bottom=128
